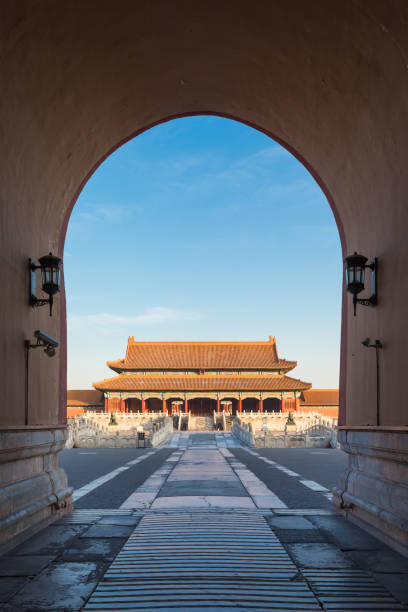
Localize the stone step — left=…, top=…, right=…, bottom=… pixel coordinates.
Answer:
left=190, top=416, right=215, bottom=431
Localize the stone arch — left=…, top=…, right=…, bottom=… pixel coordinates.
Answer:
left=2, top=0, right=408, bottom=552
left=58, top=112, right=346, bottom=423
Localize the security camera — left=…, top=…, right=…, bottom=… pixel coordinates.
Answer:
left=26, top=330, right=59, bottom=358
left=361, top=337, right=370, bottom=347
left=34, top=330, right=59, bottom=348
left=44, top=345, right=56, bottom=358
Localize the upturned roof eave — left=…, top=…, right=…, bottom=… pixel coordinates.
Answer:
left=106, top=362, right=298, bottom=372
left=93, top=375, right=312, bottom=393
left=107, top=361, right=125, bottom=373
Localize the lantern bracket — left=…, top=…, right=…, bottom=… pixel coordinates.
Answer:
left=354, top=258, right=377, bottom=314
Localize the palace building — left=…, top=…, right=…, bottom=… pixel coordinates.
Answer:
left=93, top=336, right=312, bottom=415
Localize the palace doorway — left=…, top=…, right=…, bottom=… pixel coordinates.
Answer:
left=189, top=398, right=217, bottom=416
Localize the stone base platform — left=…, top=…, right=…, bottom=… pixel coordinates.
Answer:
left=0, top=427, right=73, bottom=554
left=334, top=428, right=408, bottom=557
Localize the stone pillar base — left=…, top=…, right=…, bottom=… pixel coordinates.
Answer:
left=334, top=428, right=408, bottom=557
left=0, top=427, right=73, bottom=553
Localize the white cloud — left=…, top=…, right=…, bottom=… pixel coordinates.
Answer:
left=68, top=306, right=203, bottom=332
left=68, top=204, right=142, bottom=236
left=93, top=204, right=142, bottom=222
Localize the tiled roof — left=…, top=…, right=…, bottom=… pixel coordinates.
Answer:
left=67, top=390, right=104, bottom=406
left=300, top=389, right=339, bottom=406
left=107, top=336, right=296, bottom=371
left=93, top=375, right=311, bottom=392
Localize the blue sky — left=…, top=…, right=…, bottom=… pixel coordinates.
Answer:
left=65, top=116, right=342, bottom=389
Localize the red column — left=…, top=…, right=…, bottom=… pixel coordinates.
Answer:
left=105, top=397, right=110, bottom=413
left=281, top=397, right=286, bottom=412
left=217, top=398, right=220, bottom=413
left=259, top=397, right=263, bottom=413
left=295, top=397, right=299, bottom=412
left=184, top=398, right=188, bottom=413
left=141, top=398, right=146, bottom=413
left=120, top=398, right=125, bottom=413
left=238, top=398, right=242, bottom=413
left=162, top=398, right=167, bottom=414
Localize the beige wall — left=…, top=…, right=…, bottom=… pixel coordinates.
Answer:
left=1, top=1, right=408, bottom=427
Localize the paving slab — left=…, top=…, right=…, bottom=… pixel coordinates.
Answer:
left=372, top=572, right=408, bottom=605
left=0, top=555, right=55, bottom=576
left=80, top=524, right=134, bottom=538
left=60, top=538, right=127, bottom=562
left=286, top=543, right=356, bottom=568
left=269, top=516, right=317, bottom=530
left=151, top=495, right=256, bottom=508
left=346, top=549, right=408, bottom=573
left=158, top=479, right=247, bottom=497
left=97, top=515, right=141, bottom=526
left=7, top=561, right=103, bottom=611
left=0, top=577, right=26, bottom=601
left=11, top=525, right=85, bottom=555
left=274, top=529, right=328, bottom=543
left=308, top=515, right=388, bottom=550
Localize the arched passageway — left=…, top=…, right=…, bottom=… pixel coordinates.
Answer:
left=1, top=1, right=408, bottom=554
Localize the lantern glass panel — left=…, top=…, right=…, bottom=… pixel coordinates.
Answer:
left=39, top=253, right=61, bottom=296
left=356, top=265, right=365, bottom=285
left=345, top=253, right=367, bottom=295
left=42, top=267, right=51, bottom=284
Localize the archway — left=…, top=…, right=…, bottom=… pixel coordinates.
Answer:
left=1, top=1, right=407, bottom=554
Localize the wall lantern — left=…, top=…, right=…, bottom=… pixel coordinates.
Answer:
left=29, top=252, right=61, bottom=316
left=344, top=252, right=377, bottom=316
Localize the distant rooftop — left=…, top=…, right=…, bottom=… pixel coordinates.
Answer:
left=67, top=390, right=104, bottom=406
left=300, top=389, right=339, bottom=406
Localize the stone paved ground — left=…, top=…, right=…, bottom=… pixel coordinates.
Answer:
left=1, top=433, right=408, bottom=610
